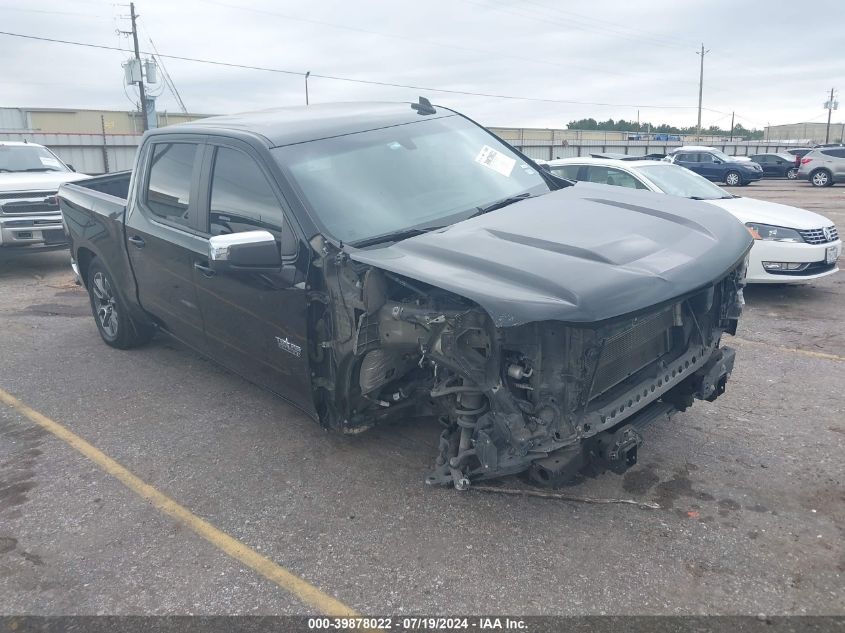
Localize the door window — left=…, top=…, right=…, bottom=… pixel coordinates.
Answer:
left=146, top=143, right=199, bottom=227
left=821, top=148, right=845, bottom=158
left=209, top=147, right=286, bottom=236
left=584, top=166, right=648, bottom=189
left=549, top=164, right=581, bottom=179
left=697, top=153, right=715, bottom=163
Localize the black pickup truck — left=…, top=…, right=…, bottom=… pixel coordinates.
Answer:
left=59, top=100, right=752, bottom=489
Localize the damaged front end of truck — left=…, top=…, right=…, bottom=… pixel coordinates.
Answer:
left=306, top=197, right=750, bottom=489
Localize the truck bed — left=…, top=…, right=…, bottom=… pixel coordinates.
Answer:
left=71, top=170, right=131, bottom=202
left=58, top=171, right=136, bottom=302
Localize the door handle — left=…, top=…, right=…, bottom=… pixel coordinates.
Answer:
left=127, top=235, right=146, bottom=248
left=193, top=261, right=215, bottom=278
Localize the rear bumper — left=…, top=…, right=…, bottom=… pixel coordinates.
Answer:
left=746, top=239, right=841, bottom=283
left=0, top=213, right=67, bottom=249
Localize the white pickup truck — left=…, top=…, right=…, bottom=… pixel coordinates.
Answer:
left=0, top=141, right=89, bottom=251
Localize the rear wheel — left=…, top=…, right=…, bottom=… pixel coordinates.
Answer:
left=87, top=257, right=153, bottom=349
left=810, top=169, right=833, bottom=187
left=724, top=171, right=742, bottom=186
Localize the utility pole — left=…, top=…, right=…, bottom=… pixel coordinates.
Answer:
left=695, top=44, right=710, bottom=141
left=305, top=71, right=311, bottom=105
left=824, top=87, right=838, bottom=144
left=729, top=111, right=735, bottom=142
left=129, top=3, right=148, bottom=131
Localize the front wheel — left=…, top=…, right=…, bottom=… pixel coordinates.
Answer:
left=786, top=167, right=798, bottom=180
left=87, top=257, right=153, bottom=349
left=724, top=171, right=742, bottom=186
left=810, top=169, right=833, bottom=187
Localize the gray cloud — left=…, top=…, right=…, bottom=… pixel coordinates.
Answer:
left=1, top=0, right=843, bottom=129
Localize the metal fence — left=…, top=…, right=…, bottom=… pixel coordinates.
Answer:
left=0, top=130, right=819, bottom=176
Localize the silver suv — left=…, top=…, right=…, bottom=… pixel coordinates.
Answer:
left=798, top=146, right=845, bottom=187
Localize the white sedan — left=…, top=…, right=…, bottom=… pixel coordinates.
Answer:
left=546, top=157, right=841, bottom=284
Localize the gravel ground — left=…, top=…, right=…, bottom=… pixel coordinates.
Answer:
left=0, top=180, right=842, bottom=616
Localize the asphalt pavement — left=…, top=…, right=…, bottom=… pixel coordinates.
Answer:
left=0, top=180, right=842, bottom=615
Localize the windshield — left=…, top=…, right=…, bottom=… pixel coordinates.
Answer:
left=710, top=149, right=732, bottom=162
left=272, top=115, right=551, bottom=244
left=0, top=145, right=69, bottom=173
left=635, top=164, right=732, bottom=200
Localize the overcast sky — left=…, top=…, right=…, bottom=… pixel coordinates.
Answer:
left=1, top=0, right=843, bottom=130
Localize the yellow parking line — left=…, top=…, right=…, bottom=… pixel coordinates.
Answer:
left=732, top=337, right=844, bottom=362
left=0, top=387, right=358, bottom=617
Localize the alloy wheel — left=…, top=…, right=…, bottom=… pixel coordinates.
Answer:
left=91, top=271, right=119, bottom=338
left=812, top=171, right=830, bottom=187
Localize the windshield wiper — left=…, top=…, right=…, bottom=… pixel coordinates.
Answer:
left=469, top=192, right=534, bottom=218
left=19, top=168, right=62, bottom=172
left=350, top=225, right=444, bottom=248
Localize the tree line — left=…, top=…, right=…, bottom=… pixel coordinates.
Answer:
left=566, top=118, right=764, bottom=139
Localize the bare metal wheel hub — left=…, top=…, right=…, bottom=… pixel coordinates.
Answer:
left=91, top=271, right=118, bottom=338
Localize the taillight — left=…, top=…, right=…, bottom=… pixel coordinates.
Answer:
left=801, top=158, right=813, bottom=165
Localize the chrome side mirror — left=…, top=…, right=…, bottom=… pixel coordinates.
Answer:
left=208, top=230, right=280, bottom=271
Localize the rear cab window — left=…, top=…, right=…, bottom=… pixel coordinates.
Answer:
left=145, top=142, right=201, bottom=228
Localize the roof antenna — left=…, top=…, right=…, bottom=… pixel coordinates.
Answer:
left=411, top=96, right=436, bottom=115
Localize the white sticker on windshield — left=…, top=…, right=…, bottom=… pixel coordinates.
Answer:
left=475, top=145, right=516, bottom=178
left=39, top=156, right=62, bottom=167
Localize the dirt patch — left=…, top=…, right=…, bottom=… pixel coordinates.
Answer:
left=18, top=303, right=90, bottom=318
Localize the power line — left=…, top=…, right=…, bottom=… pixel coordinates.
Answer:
left=0, top=4, right=110, bottom=19
left=201, top=0, right=635, bottom=81
left=457, top=0, right=690, bottom=51
left=503, top=0, right=693, bottom=50
left=0, top=30, right=709, bottom=111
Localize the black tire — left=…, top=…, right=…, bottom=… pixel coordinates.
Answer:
left=724, top=170, right=742, bottom=186
left=786, top=167, right=798, bottom=180
left=810, top=169, right=833, bottom=187
left=87, top=257, right=153, bottom=349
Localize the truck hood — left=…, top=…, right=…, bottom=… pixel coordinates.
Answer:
left=350, top=182, right=753, bottom=326
left=0, top=172, right=89, bottom=193
left=703, top=196, right=834, bottom=230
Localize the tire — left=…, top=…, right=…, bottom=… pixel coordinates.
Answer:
left=786, top=167, right=798, bottom=180
left=87, top=257, right=153, bottom=349
left=724, top=171, right=742, bottom=186
left=810, top=169, right=833, bottom=187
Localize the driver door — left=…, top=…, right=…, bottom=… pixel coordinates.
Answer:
left=192, top=140, right=314, bottom=414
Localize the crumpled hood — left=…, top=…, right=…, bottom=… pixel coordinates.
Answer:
left=0, top=171, right=89, bottom=193
left=704, top=195, right=835, bottom=230
left=350, top=182, right=753, bottom=326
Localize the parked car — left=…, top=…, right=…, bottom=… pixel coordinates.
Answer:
left=748, top=153, right=800, bottom=179
left=797, top=147, right=845, bottom=187
left=547, top=157, right=840, bottom=284
left=666, top=146, right=763, bottom=186
left=652, top=133, right=681, bottom=141
left=786, top=148, right=813, bottom=159
left=58, top=101, right=750, bottom=489
left=0, top=141, right=88, bottom=251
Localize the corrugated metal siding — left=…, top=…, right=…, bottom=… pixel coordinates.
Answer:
left=0, top=132, right=141, bottom=175
left=0, top=108, right=27, bottom=131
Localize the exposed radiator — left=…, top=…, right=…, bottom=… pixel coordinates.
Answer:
left=592, top=307, right=674, bottom=397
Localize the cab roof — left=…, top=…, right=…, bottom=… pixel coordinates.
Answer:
left=155, top=101, right=456, bottom=148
